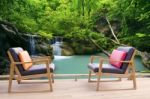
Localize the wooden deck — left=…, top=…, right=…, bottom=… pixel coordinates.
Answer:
left=0, top=78, right=150, bottom=99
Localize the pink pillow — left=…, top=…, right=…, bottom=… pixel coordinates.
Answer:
left=109, top=49, right=127, bottom=68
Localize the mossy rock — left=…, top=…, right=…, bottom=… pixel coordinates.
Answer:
left=70, top=42, right=97, bottom=55
left=36, top=43, right=54, bottom=59
left=74, top=46, right=97, bottom=55
left=140, top=51, right=150, bottom=70
left=61, top=48, right=74, bottom=56
left=61, top=42, right=74, bottom=56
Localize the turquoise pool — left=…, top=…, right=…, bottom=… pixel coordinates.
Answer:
left=53, top=54, right=147, bottom=74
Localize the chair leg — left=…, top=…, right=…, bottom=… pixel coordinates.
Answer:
left=128, top=75, right=132, bottom=80
left=118, top=77, right=121, bottom=81
left=17, top=79, right=21, bottom=84
left=8, top=64, right=15, bottom=93
left=8, top=76, right=13, bottom=93
left=47, top=74, right=53, bottom=92
left=51, top=74, right=54, bottom=83
left=132, top=63, right=137, bottom=89
left=16, top=76, right=21, bottom=84
left=132, top=70, right=137, bottom=89
left=128, top=70, right=133, bottom=80
left=96, top=74, right=101, bottom=91
left=132, top=74, right=136, bottom=89
left=88, top=71, right=92, bottom=82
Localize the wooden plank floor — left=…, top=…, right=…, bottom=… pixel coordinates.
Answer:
left=0, top=78, right=150, bottom=99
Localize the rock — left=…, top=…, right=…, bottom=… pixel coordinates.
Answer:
left=139, top=51, right=150, bottom=69
left=96, top=17, right=121, bottom=37
left=61, top=42, right=74, bottom=56
left=61, top=48, right=74, bottom=56
left=60, top=41, right=98, bottom=55
left=36, top=42, right=54, bottom=58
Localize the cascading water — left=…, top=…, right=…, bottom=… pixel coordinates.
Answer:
left=51, top=37, right=63, bottom=56
left=29, top=35, right=36, bottom=55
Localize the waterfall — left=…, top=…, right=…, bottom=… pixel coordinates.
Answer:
left=51, top=37, right=63, bottom=56
left=29, top=35, right=36, bottom=55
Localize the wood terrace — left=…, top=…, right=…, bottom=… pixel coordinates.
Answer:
left=0, top=77, right=150, bottom=99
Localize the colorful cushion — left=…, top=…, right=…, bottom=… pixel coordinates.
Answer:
left=117, top=47, right=135, bottom=73
left=109, top=49, right=127, bottom=68
left=9, top=47, right=25, bottom=71
left=18, top=51, right=33, bottom=70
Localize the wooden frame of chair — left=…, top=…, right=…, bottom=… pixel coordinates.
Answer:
left=7, top=51, right=54, bottom=93
left=88, top=50, right=137, bottom=91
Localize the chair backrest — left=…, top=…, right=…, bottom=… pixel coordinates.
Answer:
left=117, top=46, right=135, bottom=73
left=8, top=47, right=25, bottom=72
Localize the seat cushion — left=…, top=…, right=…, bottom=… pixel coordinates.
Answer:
left=9, top=47, right=25, bottom=71
left=109, top=49, right=127, bottom=68
left=117, top=47, right=135, bottom=73
left=88, top=63, right=123, bottom=74
left=18, top=51, right=33, bottom=70
left=21, top=63, right=55, bottom=76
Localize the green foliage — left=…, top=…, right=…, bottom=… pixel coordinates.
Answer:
left=12, top=14, right=38, bottom=33
left=0, top=0, right=149, bottom=52
left=38, top=30, right=53, bottom=39
left=136, top=33, right=146, bottom=38
left=55, top=18, right=75, bottom=36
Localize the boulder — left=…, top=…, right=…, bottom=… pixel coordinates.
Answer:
left=140, top=52, right=150, bottom=69
left=60, top=42, right=74, bottom=56
left=137, top=51, right=150, bottom=69
left=36, top=42, right=53, bottom=58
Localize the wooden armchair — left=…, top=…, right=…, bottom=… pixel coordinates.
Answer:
left=87, top=46, right=137, bottom=91
left=7, top=47, right=55, bottom=92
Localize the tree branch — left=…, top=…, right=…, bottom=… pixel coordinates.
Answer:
left=89, top=38, right=110, bottom=56
left=0, top=20, right=19, bottom=34
left=105, top=17, right=120, bottom=44
left=0, top=24, right=16, bottom=34
left=109, top=38, right=127, bottom=46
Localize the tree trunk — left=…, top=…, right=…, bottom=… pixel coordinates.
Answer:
left=105, top=17, right=120, bottom=44
left=0, top=20, right=19, bottom=34
left=89, top=38, right=110, bottom=56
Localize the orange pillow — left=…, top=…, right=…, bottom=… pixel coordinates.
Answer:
left=18, top=51, right=33, bottom=70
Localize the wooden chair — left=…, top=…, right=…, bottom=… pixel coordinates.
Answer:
left=7, top=47, right=55, bottom=92
left=87, top=46, right=137, bottom=91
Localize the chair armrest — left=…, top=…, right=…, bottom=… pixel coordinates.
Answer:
left=12, top=59, right=49, bottom=65
left=90, top=55, right=132, bottom=63
left=33, top=59, right=49, bottom=64
left=100, top=58, right=132, bottom=63
left=32, top=56, right=52, bottom=64
left=31, top=56, right=51, bottom=61
left=90, top=55, right=104, bottom=63
left=12, top=59, right=51, bottom=73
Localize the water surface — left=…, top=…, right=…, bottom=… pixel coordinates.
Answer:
left=53, top=54, right=147, bottom=74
